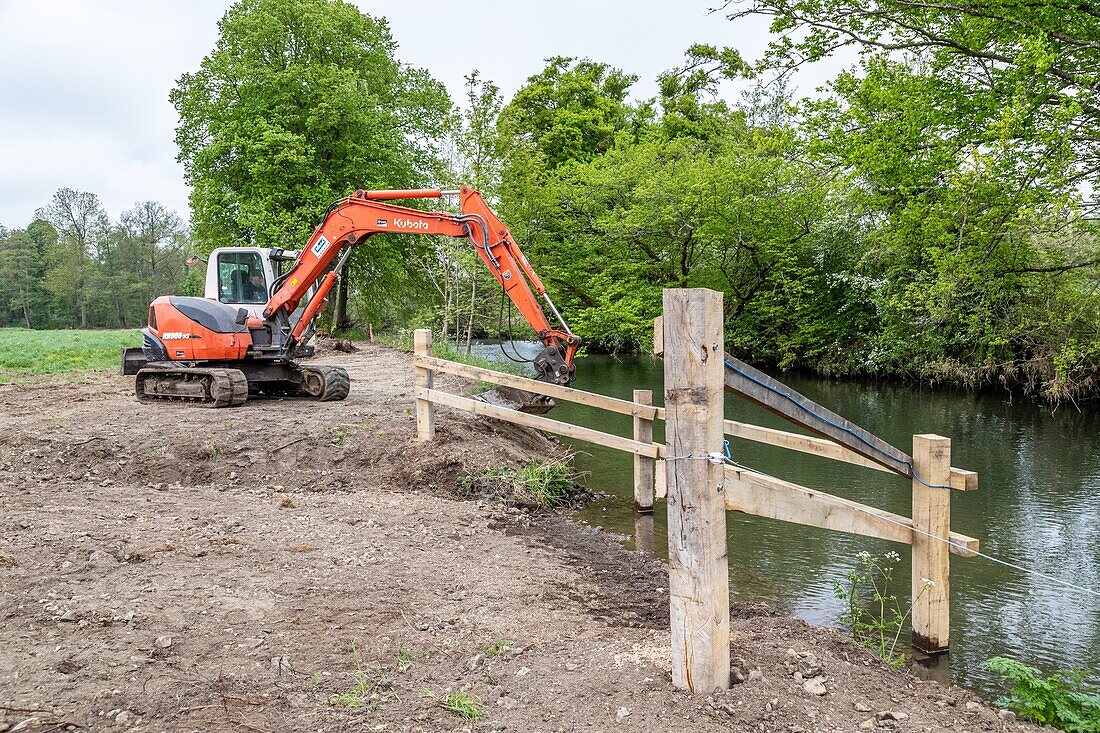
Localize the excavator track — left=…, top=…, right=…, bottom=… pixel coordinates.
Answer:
left=135, top=366, right=249, bottom=407
left=296, top=364, right=351, bottom=401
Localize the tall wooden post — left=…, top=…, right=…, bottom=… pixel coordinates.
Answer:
left=633, top=389, right=655, bottom=514
left=912, top=434, right=951, bottom=653
left=663, top=288, right=730, bottom=694
left=414, top=329, right=435, bottom=441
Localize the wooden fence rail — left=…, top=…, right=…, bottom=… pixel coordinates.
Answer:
left=412, top=287, right=979, bottom=693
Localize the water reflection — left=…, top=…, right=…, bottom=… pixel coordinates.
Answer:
left=465, top=342, right=1100, bottom=696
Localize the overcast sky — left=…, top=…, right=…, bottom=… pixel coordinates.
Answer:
left=0, top=0, right=846, bottom=229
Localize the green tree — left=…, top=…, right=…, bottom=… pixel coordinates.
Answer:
left=0, top=226, right=47, bottom=328
left=434, top=71, right=509, bottom=349
left=727, top=0, right=1100, bottom=195
left=118, top=201, right=187, bottom=312
left=36, top=188, right=108, bottom=328
left=720, top=1, right=1100, bottom=398
left=172, top=0, right=452, bottom=331
left=499, top=57, right=642, bottom=172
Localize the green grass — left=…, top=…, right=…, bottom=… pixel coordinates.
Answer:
left=442, top=692, right=485, bottom=720
left=479, top=638, right=514, bottom=658
left=0, top=327, right=142, bottom=381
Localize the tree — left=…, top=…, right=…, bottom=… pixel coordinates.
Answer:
left=119, top=201, right=186, bottom=309
left=433, top=71, right=511, bottom=349
left=172, top=0, right=452, bottom=331
left=0, top=226, right=47, bottom=328
left=723, top=0, right=1100, bottom=397
left=36, top=188, right=108, bottom=328
left=499, top=57, right=641, bottom=171
left=724, top=0, right=1100, bottom=205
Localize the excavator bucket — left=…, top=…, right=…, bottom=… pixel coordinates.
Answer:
left=477, top=385, right=556, bottom=415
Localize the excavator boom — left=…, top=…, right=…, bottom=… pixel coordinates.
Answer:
left=266, top=187, right=579, bottom=386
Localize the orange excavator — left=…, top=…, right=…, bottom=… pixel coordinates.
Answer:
left=122, top=187, right=580, bottom=410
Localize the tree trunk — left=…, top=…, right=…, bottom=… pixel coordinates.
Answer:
left=465, top=276, right=477, bottom=354
left=22, top=302, right=31, bottom=329
left=334, top=278, right=350, bottom=332
left=116, top=298, right=126, bottom=329
left=441, top=288, right=452, bottom=342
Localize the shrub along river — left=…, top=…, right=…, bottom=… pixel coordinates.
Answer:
left=468, top=342, right=1100, bottom=697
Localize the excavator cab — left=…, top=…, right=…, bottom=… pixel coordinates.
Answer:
left=206, top=247, right=316, bottom=355
left=207, top=247, right=297, bottom=318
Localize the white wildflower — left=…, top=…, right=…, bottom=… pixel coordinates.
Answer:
left=857, top=551, right=871, bottom=561
left=886, top=551, right=901, bottom=562
left=922, top=577, right=936, bottom=587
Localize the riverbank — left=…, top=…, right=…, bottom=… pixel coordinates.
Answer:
left=0, top=340, right=1035, bottom=731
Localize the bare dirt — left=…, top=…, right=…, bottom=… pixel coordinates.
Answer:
left=0, top=340, right=1035, bottom=732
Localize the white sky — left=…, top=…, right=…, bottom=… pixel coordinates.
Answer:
left=0, top=0, right=846, bottom=229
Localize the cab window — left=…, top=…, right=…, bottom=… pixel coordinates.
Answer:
left=217, top=252, right=267, bottom=304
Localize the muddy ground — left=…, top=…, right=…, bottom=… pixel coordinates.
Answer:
left=0, top=340, right=1033, bottom=732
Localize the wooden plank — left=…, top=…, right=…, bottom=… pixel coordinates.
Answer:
left=948, top=468, right=978, bottom=491
left=912, top=435, right=952, bottom=653
left=722, top=465, right=978, bottom=556
left=417, top=387, right=661, bottom=458
left=414, top=354, right=660, bottom=420
left=726, top=420, right=891, bottom=472
left=651, top=409, right=978, bottom=491
left=413, top=329, right=434, bottom=441
left=633, top=389, right=655, bottom=513
left=663, top=288, right=730, bottom=694
left=653, top=315, right=664, bottom=356
left=655, top=459, right=667, bottom=499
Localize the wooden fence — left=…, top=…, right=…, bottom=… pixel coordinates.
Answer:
left=411, top=287, right=979, bottom=695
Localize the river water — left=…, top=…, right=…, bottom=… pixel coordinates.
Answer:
left=468, top=342, right=1100, bottom=696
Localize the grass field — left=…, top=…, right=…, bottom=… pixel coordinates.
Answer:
left=0, top=328, right=142, bottom=381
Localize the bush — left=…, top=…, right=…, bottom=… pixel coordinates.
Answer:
left=987, top=657, right=1100, bottom=732
left=458, top=453, right=580, bottom=509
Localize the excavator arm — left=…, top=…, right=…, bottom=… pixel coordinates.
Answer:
left=263, top=187, right=580, bottom=385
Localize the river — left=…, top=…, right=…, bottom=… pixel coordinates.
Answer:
left=467, top=342, right=1100, bottom=697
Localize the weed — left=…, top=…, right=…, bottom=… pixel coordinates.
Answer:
left=331, top=426, right=354, bottom=446
left=197, top=441, right=220, bottom=459
left=479, top=638, right=513, bottom=658
left=395, top=646, right=425, bottom=673
left=833, top=550, right=932, bottom=667
left=330, top=646, right=395, bottom=711
left=987, top=657, right=1100, bottom=732
left=458, top=452, right=580, bottom=509
left=442, top=692, right=485, bottom=720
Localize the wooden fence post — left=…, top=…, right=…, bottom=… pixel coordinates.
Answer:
left=414, top=329, right=435, bottom=441
left=633, top=389, right=655, bottom=514
left=663, top=288, right=730, bottom=694
left=912, top=434, right=951, bottom=653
